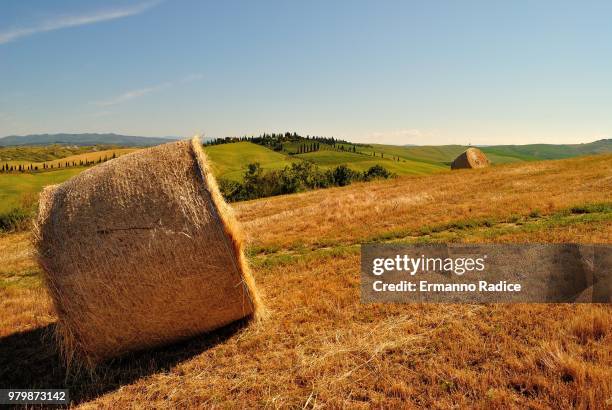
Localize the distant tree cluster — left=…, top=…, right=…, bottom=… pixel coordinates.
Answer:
left=337, top=144, right=357, bottom=153
left=218, top=162, right=392, bottom=202
left=1, top=164, right=40, bottom=172
left=0, top=152, right=117, bottom=173
left=370, top=151, right=405, bottom=162
left=298, top=142, right=320, bottom=154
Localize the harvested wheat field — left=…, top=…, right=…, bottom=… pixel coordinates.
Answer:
left=1, top=154, right=611, bottom=408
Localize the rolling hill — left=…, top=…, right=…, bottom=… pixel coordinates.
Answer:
left=0, top=145, right=114, bottom=162
left=359, top=139, right=612, bottom=166
left=206, top=137, right=612, bottom=182
left=203, top=142, right=300, bottom=181
left=2, top=148, right=137, bottom=169
left=295, top=149, right=445, bottom=175
left=1, top=137, right=610, bottom=214
left=479, top=139, right=612, bottom=161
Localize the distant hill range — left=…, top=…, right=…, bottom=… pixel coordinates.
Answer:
left=387, top=139, right=612, bottom=166
left=0, top=133, right=180, bottom=147
left=477, top=139, right=612, bottom=161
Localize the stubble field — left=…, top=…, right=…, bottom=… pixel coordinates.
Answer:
left=1, top=154, right=610, bottom=408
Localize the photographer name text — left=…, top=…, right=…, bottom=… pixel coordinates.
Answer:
left=371, top=255, right=521, bottom=293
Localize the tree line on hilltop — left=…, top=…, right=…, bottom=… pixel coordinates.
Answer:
left=0, top=152, right=117, bottom=173
left=204, top=131, right=409, bottom=161
left=204, top=131, right=363, bottom=154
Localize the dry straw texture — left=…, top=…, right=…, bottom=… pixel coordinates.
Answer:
left=450, top=147, right=490, bottom=169
left=34, top=137, right=263, bottom=368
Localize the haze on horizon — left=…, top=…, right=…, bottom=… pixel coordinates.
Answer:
left=0, top=0, right=610, bottom=146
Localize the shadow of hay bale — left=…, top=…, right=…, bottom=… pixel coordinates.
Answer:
left=0, top=320, right=247, bottom=406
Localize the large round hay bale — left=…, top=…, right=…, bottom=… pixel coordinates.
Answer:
left=450, top=147, right=490, bottom=170
left=34, top=137, right=263, bottom=367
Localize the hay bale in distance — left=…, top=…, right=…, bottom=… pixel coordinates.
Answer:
left=34, top=137, right=263, bottom=367
left=450, top=147, right=490, bottom=170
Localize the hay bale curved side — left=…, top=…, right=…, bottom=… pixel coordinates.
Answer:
left=450, top=147, right=490, bottom=170
left=189, top=137, right=265, bottom=319
left=34, top=139, right=264, bottom=367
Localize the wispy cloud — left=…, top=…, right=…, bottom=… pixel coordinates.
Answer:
left=94, top=74, right=203, bottom=106
left=95, top=82, right=172, bottom=106
left=0, top=0, right=161, bottom=45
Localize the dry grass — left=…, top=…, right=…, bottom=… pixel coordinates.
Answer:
left=0, top=154, right=611, bottom=408
left=236, top=154, right=611, bottom=250
left=0, top=232, right=36, bottom=278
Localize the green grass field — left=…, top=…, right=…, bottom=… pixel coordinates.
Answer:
left=0, top=168, right=84, bottom=213
left=296, top=150, right=446, bottom=175
left=480, top=141, right=611, bottom=160
left=358, top=144, right=523, bottom=166
left=0, top=142, right=298, bottom=212
left=203, top=142, right=299, bottom=181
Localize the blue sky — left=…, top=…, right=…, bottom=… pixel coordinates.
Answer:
left=0, top=0, right=611, bottom=145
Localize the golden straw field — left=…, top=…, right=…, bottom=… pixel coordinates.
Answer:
left=1, top=154, right=611, bottom=408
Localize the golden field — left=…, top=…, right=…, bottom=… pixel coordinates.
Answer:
left=1, top=154, right=611, bottom=408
